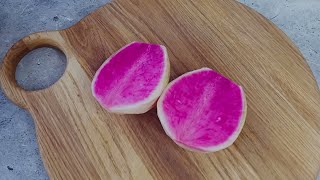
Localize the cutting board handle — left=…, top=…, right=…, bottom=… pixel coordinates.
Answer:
left=0, top=31, right=69, bottom=109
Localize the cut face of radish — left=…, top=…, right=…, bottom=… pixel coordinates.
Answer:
left=92, top=42, right=170, bottom=114
left=157, top=68, right=246, bottom=152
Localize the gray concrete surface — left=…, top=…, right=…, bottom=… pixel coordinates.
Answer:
left=0, top=0, right=319, bottom=179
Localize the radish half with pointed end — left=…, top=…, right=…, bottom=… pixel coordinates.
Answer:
left=157, top=68, right=246, bottom=152
left=92, top=42, right=170, bottom=114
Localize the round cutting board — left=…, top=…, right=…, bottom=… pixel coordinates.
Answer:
left=1, top=0, right=320, bottom=179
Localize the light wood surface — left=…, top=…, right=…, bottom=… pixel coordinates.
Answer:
left=1, top=0, right=320, bottom=179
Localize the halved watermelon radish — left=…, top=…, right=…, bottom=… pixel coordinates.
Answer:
left=157, top=68, right=246, bottom=152
left=92, top=42, right=170, bottom=114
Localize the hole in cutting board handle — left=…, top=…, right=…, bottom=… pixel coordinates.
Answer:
left=15, top=47, right=67, bottom=91
left=0, top=31, right=69, bottom=108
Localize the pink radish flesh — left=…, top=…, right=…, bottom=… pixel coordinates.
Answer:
left=92, top=42, right=169, bottom=113
left=157, top=68, right=246, bottom=152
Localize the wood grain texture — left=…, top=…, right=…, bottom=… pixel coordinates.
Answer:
left=1, top=0, right=320, bottom=179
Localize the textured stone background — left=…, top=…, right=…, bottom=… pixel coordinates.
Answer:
left=0, top=0, right=319, bottom=179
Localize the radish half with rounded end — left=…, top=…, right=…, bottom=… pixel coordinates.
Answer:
left=157, top=68, right=246, bottom=152
left=92, top=42, right=170, bottom=114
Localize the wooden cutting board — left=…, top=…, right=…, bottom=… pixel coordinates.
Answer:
left=1, top=0, right=320, bottom=179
